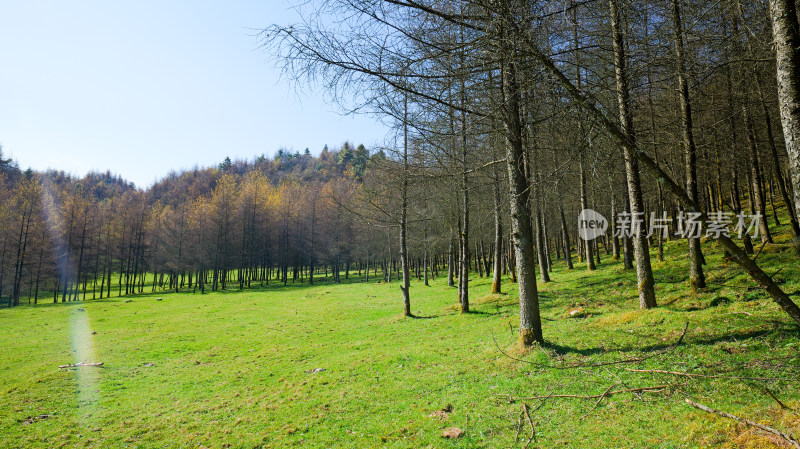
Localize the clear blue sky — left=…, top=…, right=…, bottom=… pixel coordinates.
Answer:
left=0, top=0, right=389, bottom=188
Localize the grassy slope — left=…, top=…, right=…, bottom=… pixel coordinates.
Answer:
left=1, top=230, right=799, bottom=448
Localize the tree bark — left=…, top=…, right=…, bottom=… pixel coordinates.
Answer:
left=769, top=0, right=800, bottom=251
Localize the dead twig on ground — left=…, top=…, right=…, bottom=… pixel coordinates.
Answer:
left=685, top=399, right=800, bottom=449
left=510, top=408, right=523, bottom=449
left=765, top=386, right=792, bottom=410
left=752, top=240, right=769, bottom=262
left=522, top=403, right=535, bottom=449
left=500, top=384, right=674, bottom=401
left=625, top=368, right=794, bottom=382
left=580, top=383, right=620, bottom=420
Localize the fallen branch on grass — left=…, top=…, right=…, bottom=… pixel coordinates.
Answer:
left=625, top=368, right=794, bottom=382
left=685, top=399, right=800, bottom=449
left=765, top=386, right=793, bottom=410
left=510, top=408, right=524, bottom=449
left=579, top=383, right=620, bottom=420
left=522, top=403, right=536, bottom=449
left=58, top=362, right=104, bottom=369
left=499, top=384, right=673, bottom=401
left=508, top=399, right=547, bottom=449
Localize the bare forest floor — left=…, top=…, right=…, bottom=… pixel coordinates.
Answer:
left=1, top=221, right=799, bottom=448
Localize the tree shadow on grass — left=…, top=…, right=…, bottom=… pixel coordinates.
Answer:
left=2, top=297, right=130, bottom=310
left=408, top=314, right=440, bottom=319
left=539, top=323, right=795, bottom=359
left=660, top=296, right=681, bottom=306
left=541, top=341, right=610, bottom=357
left=467, top=310, right=504, bottom=317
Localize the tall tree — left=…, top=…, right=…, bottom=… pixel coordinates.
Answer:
left=671, top=0, right=706, bottom=292
left=498, top=0, right=543, bottom=345
left=608, top=0, right=657, bottom=308
left=769, top=0, right=800, bottom=251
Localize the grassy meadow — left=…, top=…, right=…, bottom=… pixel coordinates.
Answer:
left=1, top=234, right=800, bottom=448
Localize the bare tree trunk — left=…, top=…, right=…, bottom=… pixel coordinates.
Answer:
left=760, top=66, right=800, bottom=239
left=570, top=5, right=595, bottom=272
left=400, top=93, right=411, bottom=317
left=447, top=232, right=455, bottom=287
left=309, top=201, right=316, bottom=285
left=508, top=236, right=517, bottom=283
left=499, top=9, right=543, bottom=345
left=459, top=104, right=470, bottom=313
left=622, top=185, right=634, bottom=270
left=609, top=0, right=657, bottom=308
left=73, top=217, right=88, bottom=301
left=769, top=0, right=800, bottom=251
left=33, top=241, right=44, bottom=305
left=608, top=180, right=621, bottom=260
left=671, top=0, right=706, bottom=292
left=423, top=214, right=430, bottom=287
left=645, top=5, right=665, bottom=263
left=530, top=138, right=553, bottom=276
left=559, top=206, right=574, bottom=269
left=535, top=205, right=550, bottom=282
left=11, top=199, right=33, bottom=306
left=492, top=161, right=503, bottom=293
left=743, top=103, right=773, bottom=242
left=579, top=154, right=596, bottom=271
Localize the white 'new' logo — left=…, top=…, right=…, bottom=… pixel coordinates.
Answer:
left=578, top=209, right=608, bottom=241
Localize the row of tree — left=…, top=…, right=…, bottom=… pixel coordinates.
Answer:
left=0, top=144, right=405, bottom=305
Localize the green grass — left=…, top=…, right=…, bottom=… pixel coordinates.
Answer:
left=1, top=232, right=800, bottom=448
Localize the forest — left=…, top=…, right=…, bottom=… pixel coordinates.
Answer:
left=0, top=144, right=389, bottom=302
left=4, top=0, right=800, bottom=342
